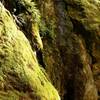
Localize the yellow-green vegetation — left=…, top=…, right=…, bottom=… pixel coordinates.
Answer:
left=18, top=0, right=43, bottom=50
left=5, top=0, right=43, bottom=50
left=32, top=23, right=43, bottom=49
left=39, top=20, right=56, bottom=39
left=14, top=0, right=41, bottom=23
left=66, top=0, right=100, bottom=59
left=67, top=0, right=100, bottom=32
left=0, top=2, right=60, bottom=100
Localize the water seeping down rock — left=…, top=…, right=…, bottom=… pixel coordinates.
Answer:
left=0, top=0, right=100, bottom=100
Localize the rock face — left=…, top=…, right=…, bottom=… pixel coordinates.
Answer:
left=0, top=2, right=60, bottom=100
left=35, top=0, right=99, bottom=100
left=0, top=0, right=100, bottom=100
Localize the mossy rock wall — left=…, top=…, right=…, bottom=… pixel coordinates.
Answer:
left=0, top=2, right=60, bottom=100
left=34, top=0, right=99, bottom=100
left=0, top=0, right=100, bottom=100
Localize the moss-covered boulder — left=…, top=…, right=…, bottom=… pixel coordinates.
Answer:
left=0, top=2, right=60, bottom=100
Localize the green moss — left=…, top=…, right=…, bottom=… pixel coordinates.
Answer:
left=67, top=0, right=100, bottom=31
left=19, top=0, right=41, bottom=23
left=39, top=20, right=56, bottom=39
left=3, top=0, right=43, bottom=50
left=0, top=2, right=60, bottom=100
left=19, top=0, right=43, bottom=50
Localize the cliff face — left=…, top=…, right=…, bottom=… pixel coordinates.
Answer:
left=0, top=0, right=100, bottom=100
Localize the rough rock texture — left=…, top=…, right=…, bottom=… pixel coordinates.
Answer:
left=0, top=2, right=60, bottom=100
left=66, top=0, right=100, bottom=99
left=0, top=0, right=100, bottom=100
left=34, top=0, right=99, bottom=100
